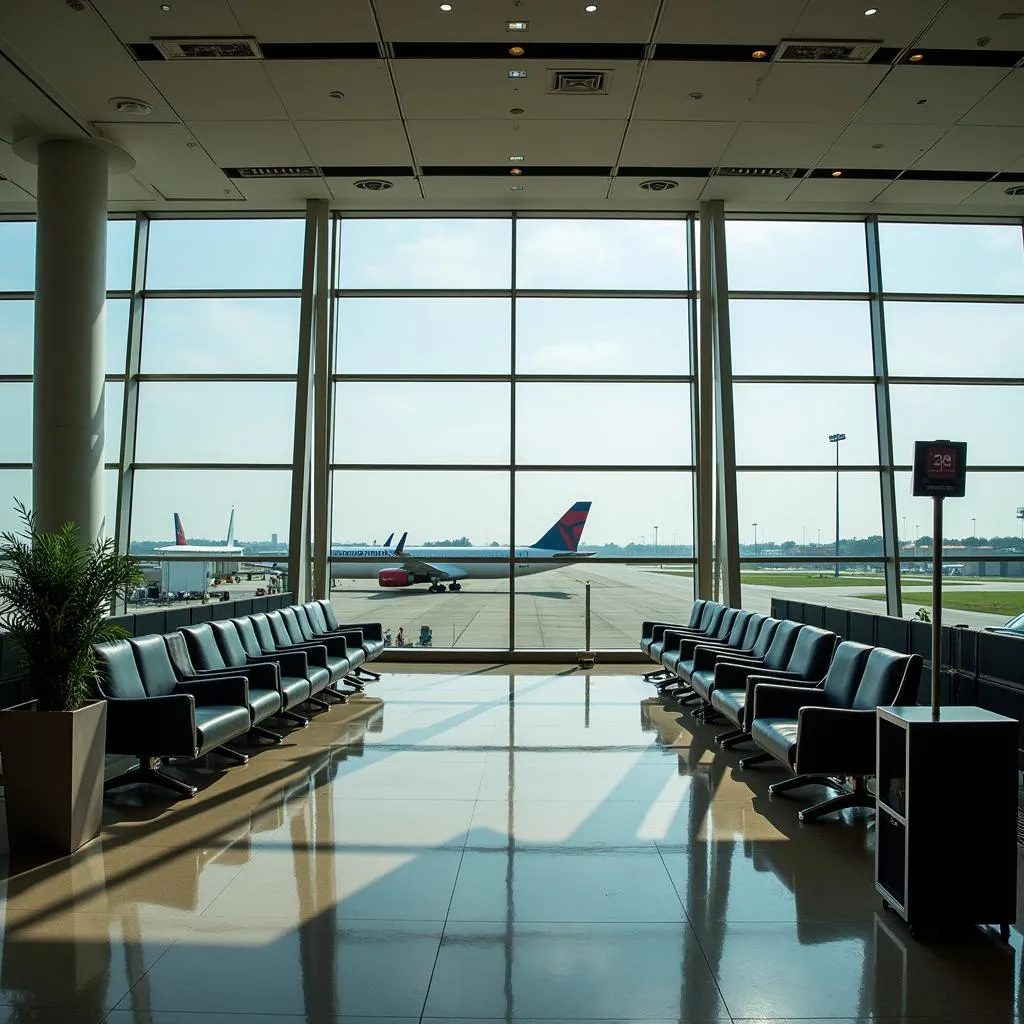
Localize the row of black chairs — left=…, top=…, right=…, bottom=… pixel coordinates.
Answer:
left=92, top=600, right=385, bottom=799
left=640, top=600, right=922, bottom=822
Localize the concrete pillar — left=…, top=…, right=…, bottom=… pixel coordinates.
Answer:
left=32, top=139, right=110, bottom=539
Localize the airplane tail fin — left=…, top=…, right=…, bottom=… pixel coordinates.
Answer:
left=531, top=501, right=591, bottom=552
left=384, top=532, right=394, bottom=547
left=173, top=513, right=187, bottom=546
left=225, top=507, right=235, bottom=547
left=395, top=531, right=408, bottom=555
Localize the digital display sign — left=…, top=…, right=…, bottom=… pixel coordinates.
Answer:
left=912, top=440, right=967, bottom=497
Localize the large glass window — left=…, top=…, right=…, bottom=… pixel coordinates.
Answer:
left=0, top=222, right=36, bottom=291
left=0, top=299, right=32, bottom=374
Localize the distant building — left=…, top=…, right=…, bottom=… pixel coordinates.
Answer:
left=271, top=533, right=278, bottom=546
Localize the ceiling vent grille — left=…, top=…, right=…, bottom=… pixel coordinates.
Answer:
left=548, top=70, right=610, bottom=94
left=229, top=166, right=319, bottom=178
left=639, top=179, right=678, bottom=191
left=154, top=37, right=263, bottom=60
left=354, top=179, right=394, bottom=191
left=773, top=39, right=880, bottom=63
left=716, top=166, right=798, bottom=178
left=1004, top=185, right=1024, bottom=196
left=997, top=12, right=1023, bottom=20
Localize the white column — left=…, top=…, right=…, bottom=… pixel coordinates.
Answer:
left=32, top=138, right=110, bottom=539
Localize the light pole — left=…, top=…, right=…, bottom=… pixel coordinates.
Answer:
left=972, top=517, right=977, bottom=541
left=1017, top=506, right=1024, bottom=542
left=653, top=525, right=658, bottom=557
left=752, top=522, right=758, bottom=557
left=828, top=432, right=846, bottom=578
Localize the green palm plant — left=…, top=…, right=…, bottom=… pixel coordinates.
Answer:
left=0, top=501, right=143, bottom=712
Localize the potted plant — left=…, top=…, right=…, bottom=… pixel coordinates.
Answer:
left=0, top=502, right=142, bottom=855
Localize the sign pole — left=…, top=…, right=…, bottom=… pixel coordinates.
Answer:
left=931, top=496, right=943, bottom=720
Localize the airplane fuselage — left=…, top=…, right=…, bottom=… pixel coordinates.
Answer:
left=329, top=545, right=587, bottom=581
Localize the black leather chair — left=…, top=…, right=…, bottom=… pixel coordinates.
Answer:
left=749, top=645, right=922, bottom=822
left=314, top=601, right=386, bottom=680
left=130, top=633, right=284, bottom=745
left=246, top=613, right=333, bottom=709
left=277, top=607, right=354, bottom=690
left=646, top=602, right=726, bottom=667
left=297, top=603, right=371, bottom=683
left=662, top=611, right=763, bottom=696
left=704, top=624, right=836, bottom=746
left=658, top=607, right=741, bottom=682
left=93, top=639, right=253, bottom=799
left=640, top=599, right=708, bottom=680
left=671, top=616, right=781, bottom=703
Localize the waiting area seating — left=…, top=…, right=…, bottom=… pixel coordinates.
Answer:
left=91, top=601, right=385, bottom=799
left=640, top=601, right=922, bottom=824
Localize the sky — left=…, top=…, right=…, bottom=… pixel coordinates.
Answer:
left=0, top=215, right=1022, bottom=551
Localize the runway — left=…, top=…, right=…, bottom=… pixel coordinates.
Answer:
left=327, top=564, right=1023, bottom=651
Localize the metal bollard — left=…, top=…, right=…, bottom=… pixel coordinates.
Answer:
left=577, top=579, right=596, bottom=669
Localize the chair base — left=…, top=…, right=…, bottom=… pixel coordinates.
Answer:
left=716, top=728, right=749, bottom=749
left=214, top=745, right=249, bottom=765
left=280, top=708, right=310, bottom=727
left=344, top=674, right=367, bottom=691
left=250, top=724, right=284, bottom=744
left=644, top=667, right=672, bottom=682
left=352, top=665, right=380, bottom=681
left=769, top=774, right=872, bottom=823
left=318, top=688, right=348, bottom=705
left=105, top=757, right=198, bottom=799
left=738, top=751, right=775, bottom=770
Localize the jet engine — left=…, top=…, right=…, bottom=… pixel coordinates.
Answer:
left=378, top=568, right=414, bottom=588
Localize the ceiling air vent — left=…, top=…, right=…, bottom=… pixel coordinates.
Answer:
left=773, top=39, right=880, bottom=63
left=639, top=179, right=677, bottom=191
left=230, top=166, right=319, bottom=178
left=548, top=70, right=610, bottom=94
left=997, top=12, right=1023, bottom=20
left=1004, top=185, right=1024, bottom=196
left=154, top=37, right=263, bottom=60
left=354, top=179, right=394, bottom=191
left=716, top=167, right=798, bottom=178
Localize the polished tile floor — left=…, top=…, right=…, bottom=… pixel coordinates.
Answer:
left=1, top=667, right=1023, bottom=1023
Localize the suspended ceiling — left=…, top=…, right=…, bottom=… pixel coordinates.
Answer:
left=0, top=0, right=1023, bottom=215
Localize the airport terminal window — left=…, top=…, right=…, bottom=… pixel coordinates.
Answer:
left=105, top=382, right=123, bottom=465
left=135, top=381, right=296, bottom=464
left=732, top=383, right=879, bottom=466
left=515, top=382, right=692, bottom=466
left=879, top=222, right=1024, bottom=295
left=106, top=219, right=136, bottom=292
left=145, top=218, right=305, bottom=290
left=726, top=220, right=869, bottom=292
left=338, top=219, right=513, bottom=289
left=335, top=297, right=511, bottom=375
left=515, top=219, right=689, bottom=291
left=140, top=298, right=301, bottom=374
left=884, top=301, right=1024, bottom=378
left=0, top=299, right=32, bottom=374
left=106, top=299, right=130, bottom=376
left=0, top=470, right=31, bottom=533
left=515, top=298, right=690, bottom=375
left=0, top=221, right=36, bottom=291
left=729, top=300, right=873, bottom=376
left=0, top=383, right=32, bottom=462
left=333, top=382, right=511, bottom=465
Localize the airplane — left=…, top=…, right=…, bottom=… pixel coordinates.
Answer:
left=155, top=508, right=244, bottom=556
left=329, top=502, right=594, bottom=593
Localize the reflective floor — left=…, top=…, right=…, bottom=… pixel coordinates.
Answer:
left=1, top=668, right=1023, bottom=1023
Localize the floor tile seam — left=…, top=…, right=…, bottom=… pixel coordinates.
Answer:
left=103, top=926, right=188, bottom=1016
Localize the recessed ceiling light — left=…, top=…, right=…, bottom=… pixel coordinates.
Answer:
left=509, top=106, right=524, bottom=114
left=909, top=52, right=924, bottom=62
left=160, top=2, right=172, bottom=10
left=110, top=97, right=153, bottom=116
left=752, top=49, right=768, bottom=59
left=509, top=155, right=525, bottom=162
left=507, top=69, right=528, bottom=79
left=864, top=7, right=878, bottom=15
left=506, top=20, right=529, bottom=31
left=510, top=168, right=523, bottom=175
left=440, top=3, right=452, bottom=10
left=510, top=184, right=525, bottom=191
left=509, top=45, right=525, bottom=56
left=328, top=90, right=345, bottom=100
left=585, top=4, right=598, bottom=11
left=831, top=170, right=844, bottom=177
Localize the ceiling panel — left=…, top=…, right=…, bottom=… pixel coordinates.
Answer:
left=857, top=66, right=1010, bottom=125
left=392, top=60, right=641, bottom=120
left=373, top=0, right=659, bottom=42
left=913, top=124, right=1024, bottom=171
left=263, top=61, right=400, bottom=121
left=621, top=120, right=736, bottom=166
left=228, top=0, right=380, bottom=42
left=421, top=176, right=611, bottom=200
left=108, top=173, right=160, bottom=202
left=656, top=0, right=806, bottom=44
left=0, top=53, right=82, bottom=142
left=187, top=121, right=312, bottom=166
left=327, top=175, right=421, bottom=204
left=143, top=61, right=289, bottom=120
left=698, top=175, right=800, bottom=203
left=873, top=178, right=985, bottom=204
left=820, top=121, right=946, bottom=169
left=0, top=178, right=33, bottom=204
left=787, top=177, right=889, bottom=204
left=789, top=0, right=946, bottom=47
left=94, top=121, right=242, bottom=200
left=406, top=119, right=624, bottom=165
left=745, top=64, right=890, bottom=122
left=719, top=122, right=842, bottom=168
left=960, top=69, right=1024, bottom=127
left=918, top=0, right=1024, bottom=50
left=296, top=121, right=413, bottom=166
left=958, top=182, right=1024, bottom=208
left=231, top=176, right=332, bottom=203
left=92, top=0, right=239, bottom=40
left=609, top=176, right=704, bottom=203
left=634, top=64, right=768, bottom=121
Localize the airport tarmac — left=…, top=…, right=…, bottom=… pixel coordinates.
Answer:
left=327, top=563, right=1024, bottom=651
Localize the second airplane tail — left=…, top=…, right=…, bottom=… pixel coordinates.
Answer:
left=173, top=513, right=187, bottom=546
left=530, top=501, right=592, bottom=552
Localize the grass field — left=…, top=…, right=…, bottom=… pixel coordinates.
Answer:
left=653, top=569, right=989, bottom=589
left=862, top=590, right=1023, bottom=617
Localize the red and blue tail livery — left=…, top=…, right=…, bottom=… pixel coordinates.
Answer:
left=532, top=501, right=592, bottom=553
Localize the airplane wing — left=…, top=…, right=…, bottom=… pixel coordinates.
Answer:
left=551, top=551, right=596, bottom=559
left=394, top=555, right=468, bottom=581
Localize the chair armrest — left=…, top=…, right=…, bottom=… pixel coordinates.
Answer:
left=311, top=633, right=351, bottom=659
left=281, top=641, right=329, bottom=669
left=712, top=660, right=769, bottom=688
left=648, top=621, right=689, bottom=643
left=742, top=675, right=823, bottom=730
left=176, top=676, right=249, bottom=708
left=693, top=644, right=751, bottom=672
left=255, top=649, right=310, bottom=679
left=794, top=708, right=878, bottom=776
left=197, top=662, right=280, bottom=691
left=752, top=683, right=829, bottom=722
left=101, top=693, right=197, bottom=755
left=336, top=620, right=383, bottom=642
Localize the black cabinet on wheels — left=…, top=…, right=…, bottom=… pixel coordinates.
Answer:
left=875, top=706, right=1018, bottom=940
